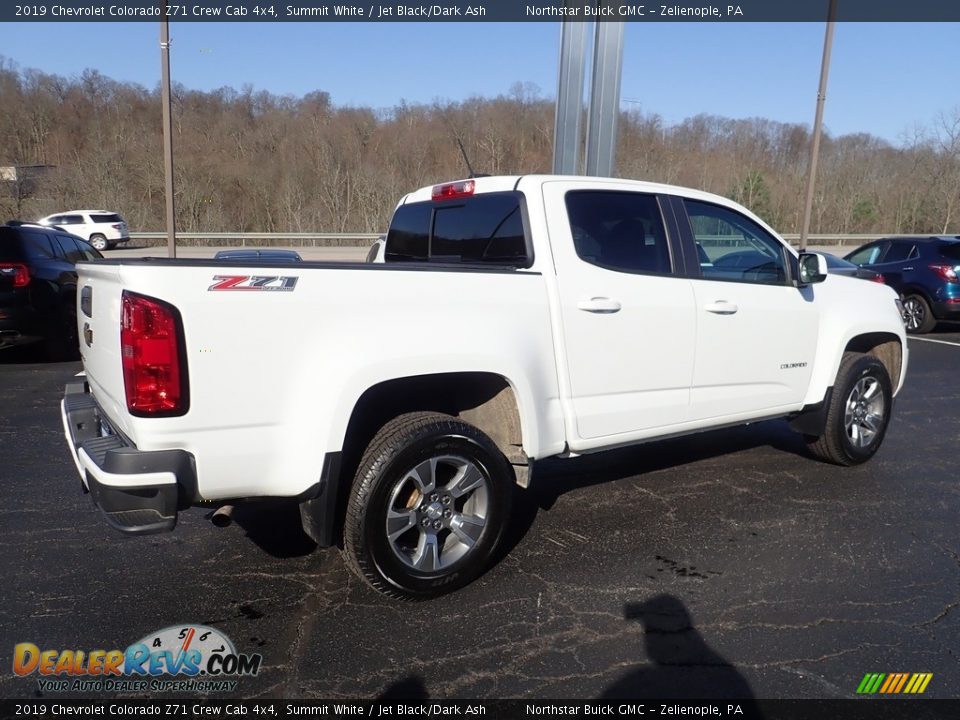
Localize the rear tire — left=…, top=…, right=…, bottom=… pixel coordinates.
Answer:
left=342, top=412, right=513, bottom=600
left=805, top=353, right=892, bottom=466
left=902, top=294, right=935, bottom=334
left=89, top=234, right=108, bottom=252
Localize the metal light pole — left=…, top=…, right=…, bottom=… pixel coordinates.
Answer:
left=799, top=0, right=837, bottom=252
left=553, top=20, right=588, bottom=175
left=584, top=16, right=624, bottom=178
left=160, top=10, right=177, bottom=258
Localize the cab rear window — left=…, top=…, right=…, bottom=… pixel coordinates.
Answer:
left=385, top=192, right=530, bottom=266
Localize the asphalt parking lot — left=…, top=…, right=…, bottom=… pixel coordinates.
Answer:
left=1, top=329, right=958, bottom=703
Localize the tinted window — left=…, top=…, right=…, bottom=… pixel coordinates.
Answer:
left=684, top=200, right=788, bottom=285
left=385, top=193, right=529, bottom=266
left=882, top=242, right=917, bottom=263
left=432, top=194, right=526, bottom=262
left=938, top=242, right=960, bottom=262
left=56, top=214, right=85, bottom=225
left=90, top=213, right=122, bottom=223
left=565, top=191, right=672, bottom=275
left=0, top=227, right=26, bottom=261
left=54, top=234, right=84, bottom=263
left=75, top=238, right=103, bottom=261
left=19, top=229, right=57, bottom=260
left=385, top=203, right=432, bottom=261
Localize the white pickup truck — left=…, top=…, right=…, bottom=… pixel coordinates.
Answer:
left=62, top=175, right=907, bottom=599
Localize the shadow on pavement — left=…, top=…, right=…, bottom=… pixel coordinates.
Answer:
left=377, top=675, right=430, bottom=700
left=495, top=418, right=808, bottom=565
left=601, top=594, right=760, bottom=711
left=227, top=500, right=317, bottom=559
left=369, top=597, right=760, bottom=707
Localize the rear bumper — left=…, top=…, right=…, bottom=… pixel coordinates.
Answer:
left=61, top=381, right=195, bottom=535
left=931, top=299, right=960, bottom=321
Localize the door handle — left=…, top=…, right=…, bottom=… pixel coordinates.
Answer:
left=704, top=301, right=739, bottom=315
left=577, top=297, right=622, bottom=314
left=901, top=267, right=913, bottom=271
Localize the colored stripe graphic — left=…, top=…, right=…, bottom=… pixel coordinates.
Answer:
left=856, top=673, right=886, bottom=694
left=893, top=673, right=909, bottom=693
left=858, top=672, right=933, bottom=694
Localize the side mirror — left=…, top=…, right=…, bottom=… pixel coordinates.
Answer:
left=798, top=252, right=828, bottom=285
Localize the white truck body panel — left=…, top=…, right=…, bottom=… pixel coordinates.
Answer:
left=68, top=175, right=908, bottom=509
left=78, top=262, right=566, bottom=500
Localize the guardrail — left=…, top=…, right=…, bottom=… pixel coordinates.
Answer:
left=127, top=231, right=941, bottom=249
left=129, top=232, right=381, bottom=248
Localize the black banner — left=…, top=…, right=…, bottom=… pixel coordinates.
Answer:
left=5, top=0, right=960, bottom=23
left=2, top=700, right=960, bottom=720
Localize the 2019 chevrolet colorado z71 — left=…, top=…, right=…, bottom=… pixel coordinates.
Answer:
left=62, top=175, right=907, bottom=599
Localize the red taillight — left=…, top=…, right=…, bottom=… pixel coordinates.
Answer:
left=112, top=224, right=122, bottom=230
left=432, top=179, right=475, bottom=201
left=0, top=262, right=30, bottom=288
left=929, top=264, right=959, bottom=282
left=121, top=291, right=187, bottom=416
left=872, top=273, right=886, bottom=284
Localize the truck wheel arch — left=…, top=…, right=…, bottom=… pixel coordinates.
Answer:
left=792, top=331, right=903, bottom=438
left=341, top=372, right=528, bottom=473
left=843, top=332, right=903, bottom=392
left=302, top=373, right=529, bottom=548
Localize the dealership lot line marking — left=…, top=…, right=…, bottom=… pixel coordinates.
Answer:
left=907, top=337, right=960, bottom=348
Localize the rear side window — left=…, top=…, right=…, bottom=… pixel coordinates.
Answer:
left=883, top=242, right=917, bottom=263
left=939, top=242, right=960, bottom=262
left=90, top=213, right=122, bottom=224
left=19, top=229, right=57, bottom=260
left=75, top=239, right=103, bottom=261
left=564, top=191, right=672, bottom=275
left=385, top=192, right=530, bottom=266
left=54, top=234, right=84, bottom=263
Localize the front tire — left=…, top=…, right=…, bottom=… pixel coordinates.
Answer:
left=806, top=353, right=893, bottom=466
left=342, top=412, right=513, bottom=600
left=902, top=294, right=936, bottom=334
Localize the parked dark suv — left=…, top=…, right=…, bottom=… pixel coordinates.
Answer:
left=846, top=236, right=960, bottom=334
left=1, top=221, right=102, bottom=358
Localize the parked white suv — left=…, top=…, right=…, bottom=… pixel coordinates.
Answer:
left=37, top=210, right=129, bottom=251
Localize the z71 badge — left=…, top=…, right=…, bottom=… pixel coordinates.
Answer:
left=208, top=275, right=298, bottom=292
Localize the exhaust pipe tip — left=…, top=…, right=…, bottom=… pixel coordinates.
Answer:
left=210, top=504, right=234, bottom=528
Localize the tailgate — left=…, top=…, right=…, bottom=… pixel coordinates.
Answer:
left=75, top=261, right=131, bottom=438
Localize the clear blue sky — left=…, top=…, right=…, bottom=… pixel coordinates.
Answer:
left=2, top=21, right=958, bottom=145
